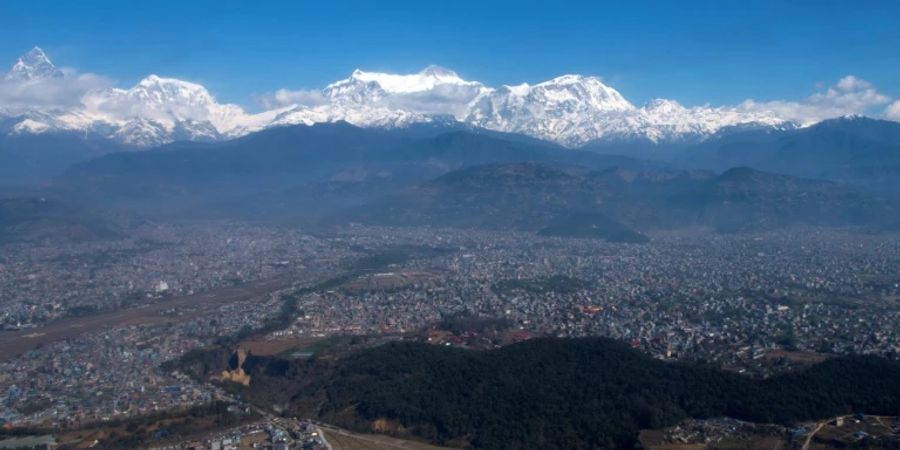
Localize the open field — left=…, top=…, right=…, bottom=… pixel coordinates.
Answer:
left=341, top=270, right=442, bottom=292
left=238, top=336, right=326, bottom=356
left=322, top=426, right=456, bottom=450
left=0, top=274, right=306, bottom=361
left=763, top=349, right=830, bottom=365
left=49, top=405, right=256, bottom=450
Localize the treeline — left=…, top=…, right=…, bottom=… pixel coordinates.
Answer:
left=319, top=338, right=900, bottom=450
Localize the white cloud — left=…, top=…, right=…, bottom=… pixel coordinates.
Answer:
left=257, top=88, right=327, bottom=109
left=0, top=71, right=112, bottom=114
left=884, top=101, right=900, bottom=122
left=736, top=75, right=891, bottom=124
left=835, top=75, right=872, bottom=91
left=381, top=83, right=485, bottom=117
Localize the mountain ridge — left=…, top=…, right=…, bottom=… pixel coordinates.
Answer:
left=342, top=160, right=896, bottom=234
left=677, top=116, right=900, bottom=193
left=2, top=47, right=798, bottom=148
left=58, top=123, right=654, bottom=217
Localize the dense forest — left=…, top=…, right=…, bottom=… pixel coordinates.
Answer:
left=315, top=338, right=900, bottom=450
left=170, top=337, right=900, bottom=450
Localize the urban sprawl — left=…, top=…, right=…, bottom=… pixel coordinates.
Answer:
left=1, top=223, right=899, bottom=446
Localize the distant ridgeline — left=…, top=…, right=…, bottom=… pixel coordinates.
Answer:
left=342, top=161, right=898, bottom=236
left=0, top=197, right=131, bottom=243
left=0, top=120, right=892, bottom=236
left=174, top=338, right=900, bottom=450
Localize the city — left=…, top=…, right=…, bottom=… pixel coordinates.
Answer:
left=1, top=223, right=899, bottom=447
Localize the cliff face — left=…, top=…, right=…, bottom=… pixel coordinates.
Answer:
left=218, top=349, right=251, bottom=386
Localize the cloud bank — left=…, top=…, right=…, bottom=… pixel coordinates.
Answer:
left=258, top=88, right=327, bottom=110
left=885, top=101, right=900, bottom=121
left=736, top=75, right=892, bottom=124
left=0, top=70, right=112, bottom=114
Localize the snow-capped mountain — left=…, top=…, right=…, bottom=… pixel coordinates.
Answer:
left=3, top=47, right=63, bottom=81
left=465, top=78, right=792, bottom=146
left=322, top=65, right=487, bottom=117
left=71, top=74, right=261, bottom=145
left=466, top=75, right=638, bottom=147
left=621, top=99, right=791, bottom=143
left=270, top=67, right=792, bottom=146
left=260, top=66, right=484, bottom=130
left=1, top=47, right=794, bottom=148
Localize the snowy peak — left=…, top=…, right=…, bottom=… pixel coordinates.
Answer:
left=4, top=46, right=64, bottom=81
left=137, top=74, right=199, bottom=90
left=339, top=65, right=481, bottom=94
left=323, top=66, right=474, bottom=104
left=529, top=74, right=635, bottom=112
left=466, top=74, right=635, bottom=125
left=131, top=74, right=221, bottom=108
left=465, top=74, right=643, bottom=146
left=324, top=76, right=387, bottom=104
left=644, top=98, right=687, bottom=114
left=76, top=74, right=248, bottom=143
left=419, top=64, right=459, bottom=78
left=320, top=66, right=486, bottom=118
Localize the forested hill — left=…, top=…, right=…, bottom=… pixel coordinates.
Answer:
left=314, top=338, right=900, bottom=450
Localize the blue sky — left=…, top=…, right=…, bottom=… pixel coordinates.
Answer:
left=1, top=0, right=898, bottom=109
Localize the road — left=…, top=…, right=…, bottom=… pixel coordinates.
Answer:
left=312, top=421, right=454, bottom=450
left=800, top=421, right=826, bottom=450
left=801, top=415, right=853, bottom=450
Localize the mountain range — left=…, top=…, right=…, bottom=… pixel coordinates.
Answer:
left=676, top=115, right=900, bottom=192
left=2, top=47, right=899, bottom=239
left=56, top=123, right=652, bottom=217
left=342, top=161, right=896, bottom=236
left=1, top=47, right=796, bottom=148
left=26, top=120, right=887, bottom=242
